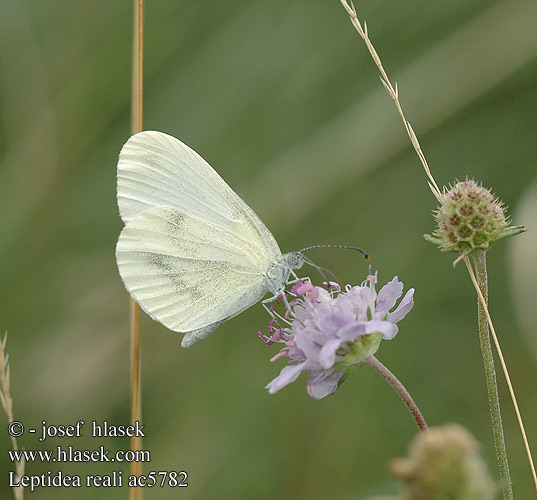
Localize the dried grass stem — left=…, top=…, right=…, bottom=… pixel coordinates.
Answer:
left=1, top=334, right=25, bottom=500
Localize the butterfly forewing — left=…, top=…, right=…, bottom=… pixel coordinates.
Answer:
left=117, top=131, right=280, bottom=264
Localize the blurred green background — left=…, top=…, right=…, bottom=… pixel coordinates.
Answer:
left=1, top=0, right=536, bottom=498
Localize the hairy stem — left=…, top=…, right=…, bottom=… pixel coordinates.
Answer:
left=364, top=355, right=428, bottom=433
left=472, top=251, right=512, bottom=499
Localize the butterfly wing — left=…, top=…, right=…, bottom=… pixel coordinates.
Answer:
left=116, top=132, right=283, bottom=345
left=116, top=206, right=271, bottom=342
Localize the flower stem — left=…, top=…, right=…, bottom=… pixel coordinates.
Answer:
left=364, top=355, right=428, bottom=433
left=472, top=250, right=512, bottom=500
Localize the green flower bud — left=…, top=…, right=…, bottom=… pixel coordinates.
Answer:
left=391, top=424, right=495, bottom=500
left=424, top=179, right=525, bottom=257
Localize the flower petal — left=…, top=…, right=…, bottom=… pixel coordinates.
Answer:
left=266, top=363, right=306, bottom=394
left=338, top=322, right=366, bottom=341
left=387, top=288, right=414, bottom=323
left=318, top=338, right=343, bottom=369
left=364, top=320, right=398, bottom=340
left=347, top=286, right=374, bottom=318
left=307, top=371, right=344, bottom=400
left=319, top=312, right=355, bottom=337
left=375, top=277, right=403, bottom=316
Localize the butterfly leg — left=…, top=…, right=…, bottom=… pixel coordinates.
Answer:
left=262, top=295, right=292, bottom=326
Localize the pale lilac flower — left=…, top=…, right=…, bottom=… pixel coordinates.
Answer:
left=262, top=273, right=414, bottom=400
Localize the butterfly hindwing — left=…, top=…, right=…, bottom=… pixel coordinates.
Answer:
left=116, top=206, right=269, bottom=333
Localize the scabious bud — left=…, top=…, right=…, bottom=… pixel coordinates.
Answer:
left=391, top=424, right=495, bottom=500
left=425, top=179, right=525, bottom=258
left=261, top=272, right=414, bottom=399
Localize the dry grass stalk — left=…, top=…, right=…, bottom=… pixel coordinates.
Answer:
left=339, top=0, right=442, bottom=201
left=129, top=1, right=144, bottom=499
left=0, top=333, right=25, bottom=500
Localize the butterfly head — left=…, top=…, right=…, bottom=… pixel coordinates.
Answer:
left=263, top=252, right=306, bottom=295
left=283, top=251, right=307, bottom=270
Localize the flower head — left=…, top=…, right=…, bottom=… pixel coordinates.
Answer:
left=262, top=273, right=414, bottom=399
left=391, top=424, right=495, bottom=500
left=425, top=179, right=525, bottom=259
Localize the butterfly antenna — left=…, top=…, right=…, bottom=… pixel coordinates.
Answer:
left=299, top=244, right=370, bottom=261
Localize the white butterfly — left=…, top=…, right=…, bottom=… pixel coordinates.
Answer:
left=115, top=131, right=307, bottom=348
